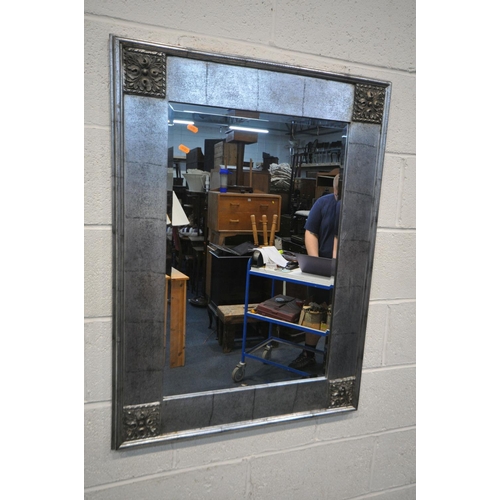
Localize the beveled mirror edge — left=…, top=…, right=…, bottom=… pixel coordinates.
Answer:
left=110, top=35, right=391, bottom=449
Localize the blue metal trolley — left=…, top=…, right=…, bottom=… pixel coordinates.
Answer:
left=231, top=258, right=334, bottom=382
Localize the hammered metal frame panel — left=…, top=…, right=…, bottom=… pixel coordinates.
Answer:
left=166, top=56, right=355, bottom=122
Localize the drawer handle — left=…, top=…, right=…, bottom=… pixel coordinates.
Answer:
left=260, top=204, right=269, bottom=209
left=230, top=203, right=240, bottom=207
left=229, top=219, right=240, bottom=223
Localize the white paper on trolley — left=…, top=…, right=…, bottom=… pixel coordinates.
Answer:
left=254, top=246, right=288, bottom=267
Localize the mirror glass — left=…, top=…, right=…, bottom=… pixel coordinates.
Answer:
left=164, top=102, right=348, bottom=396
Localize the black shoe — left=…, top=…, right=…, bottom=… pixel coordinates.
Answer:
left=288, top=351, right=316, bottom=370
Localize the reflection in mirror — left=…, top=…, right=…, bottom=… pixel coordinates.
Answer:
left=164, top=102, right=348, bottom=397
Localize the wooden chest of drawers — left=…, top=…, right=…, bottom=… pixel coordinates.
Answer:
left=207, top=191, right=281, bottom=234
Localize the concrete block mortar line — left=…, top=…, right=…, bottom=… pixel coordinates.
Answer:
left=84, top=400, right=112, bottom=410
left=361, top=364, right=415, bottom=375
left=84, top=123, right=110, bottom=131
left=368, top=434, right=380, bottom=492
left=384, top=151, right=416, bottom=159
left=84, top=316, right=112, bottom=324
left=244, top=457, right=252, bottom=499
left=172, top=447, right=179, bottom=470
left=375, top=227, right=415, bottom=233
left=384, top=150, right=416, bottom=158
left=395, top=157, right=405, bottom=227
left=84, top=313, right=113, bottom=321
left=84, top=224, right=113, bottom=230
left=85, top=13, right=415, bottom=78
left=381, top=304, right=390, bottom=366
left=368, top=298, right=415, bottom=306
left=345, top=483, right=416, bottom=500
left=398, top=156, right=415, bottom=228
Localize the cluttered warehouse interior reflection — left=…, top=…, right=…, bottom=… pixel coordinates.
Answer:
left=164, top=102, right=348, bottom=396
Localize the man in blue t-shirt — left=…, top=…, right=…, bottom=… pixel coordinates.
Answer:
left=304, top=192, right=341, bottom=259
left=289, top=175, right=341, bottom=370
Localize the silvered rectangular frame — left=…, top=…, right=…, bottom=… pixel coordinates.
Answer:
left=110, top=35, right=391, bottom=449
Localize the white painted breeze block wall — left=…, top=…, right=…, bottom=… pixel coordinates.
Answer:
left=84, top=1, right=416, bottom=498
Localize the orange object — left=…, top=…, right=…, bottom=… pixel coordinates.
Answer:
left=187, top=124, right=198, bottom=133
left=178, top=144, right=190, bottom=154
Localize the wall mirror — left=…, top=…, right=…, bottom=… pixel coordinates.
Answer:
left=110, top=36, right=391, bottom=449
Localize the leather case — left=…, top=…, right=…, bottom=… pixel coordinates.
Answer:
left=255, top=295, right=302, bottom=323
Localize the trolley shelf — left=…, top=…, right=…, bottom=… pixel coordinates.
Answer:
left=231, top=258, right=334, bottom=383
left=248, top=266, right=334, bottom=290
left=246, top=311, right=329, bottom=337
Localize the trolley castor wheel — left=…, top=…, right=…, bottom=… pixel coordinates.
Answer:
left=262, top=345, right=273, bottom=360
left=232, top=362, right=246, bottom=382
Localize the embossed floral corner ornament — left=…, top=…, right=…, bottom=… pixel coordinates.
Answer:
left=123, top=47, right=166, bottom=98
left=329, top=377, right=355, bottom=408
left=123, top=403, right=161, bottom=442
left=353, top=84, right=386, bottom=124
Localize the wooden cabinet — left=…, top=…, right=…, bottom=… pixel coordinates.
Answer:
left=207, top=191, right=281, bottom=241
left=205, top=191, right=282, bottom=300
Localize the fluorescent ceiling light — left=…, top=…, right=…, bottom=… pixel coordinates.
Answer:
left=173, top=119, right=194, bottom=125
left=229, top=125, right=269, bottom=134
left=182, top=109, right=229, bottom=119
